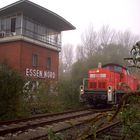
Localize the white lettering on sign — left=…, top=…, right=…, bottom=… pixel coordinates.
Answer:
left=25, top=68, right=56, bottom=79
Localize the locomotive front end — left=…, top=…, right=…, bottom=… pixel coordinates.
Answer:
left=80, top=68, right=111, bottom=106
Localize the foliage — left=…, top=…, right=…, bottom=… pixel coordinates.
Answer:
left=71, top=60, right=88, bottom=84
left=108, top=88, right=140, bottom=140
left=58, top=79, right=82, bottom=110
left=0, top=64, right=26, bottom=120
left=24, top=80, right=63, bottom=114
left=104, top=136, right=112, bottom=140
left=120, top=103, right=140, bottom=140
left=47, top=128, right=63, bottom=140
left=0, top=64, right=59, bottom=119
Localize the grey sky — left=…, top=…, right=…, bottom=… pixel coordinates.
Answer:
left=1, top=0, right=140, bottom=46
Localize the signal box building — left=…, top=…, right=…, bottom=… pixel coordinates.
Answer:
left=0, top=0, right=75, bottom=81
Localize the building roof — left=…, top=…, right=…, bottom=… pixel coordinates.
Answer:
left=0, top=0, right=76, bottom=31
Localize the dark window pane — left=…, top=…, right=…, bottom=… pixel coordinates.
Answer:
left=11, top=18, right=16, bottom=32
left=89, top=82, right=97, bottom=89
left=32, top=54, right=38, bottom=67
left=46, top=57, right=51, bottom=69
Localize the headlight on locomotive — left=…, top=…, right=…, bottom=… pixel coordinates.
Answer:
left=80, top=85, right=84, bottom=95
left=107, top=86, right=113, bottom=102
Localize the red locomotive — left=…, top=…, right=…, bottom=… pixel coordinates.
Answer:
left=80, top=63, right=139, bottom=106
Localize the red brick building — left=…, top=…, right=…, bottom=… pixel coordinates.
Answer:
left=0, top=0, right=75, bottom=81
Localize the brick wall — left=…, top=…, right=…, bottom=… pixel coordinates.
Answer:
left=0, top=41, right=59, bottom=81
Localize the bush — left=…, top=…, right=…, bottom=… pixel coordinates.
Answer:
left=0, top=64, right=26, bottom=120
left=58, top=79, right=82, bottom=110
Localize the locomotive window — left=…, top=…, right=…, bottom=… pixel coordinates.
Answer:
left=98, top=82, right=106, bottom=88
left=102, top=82, right=106, bottom=88
left=114, top=66, right=122, bottom=72
left=89, top=82, right=97, bottom=89
left=106, top=66, right=114, bottom=71
left=98, top=82, right=102, bottom=88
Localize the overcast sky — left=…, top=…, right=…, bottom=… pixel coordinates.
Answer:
left=1, top=0, right=140, bottom=46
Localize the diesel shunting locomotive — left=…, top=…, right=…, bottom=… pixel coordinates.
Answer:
left=80, top=63, right=139, bottom=106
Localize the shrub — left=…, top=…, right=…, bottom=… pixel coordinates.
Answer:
left=0, top=64, right=26, bottom=120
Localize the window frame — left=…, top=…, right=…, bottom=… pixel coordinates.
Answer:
left=46, top=57, right=51, bottom=70
left=32, top=53, right=38, bottom=67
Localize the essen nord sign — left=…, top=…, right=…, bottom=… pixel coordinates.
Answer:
left=25, top=68, right=55, bottom=79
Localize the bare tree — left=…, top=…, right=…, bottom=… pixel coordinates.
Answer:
left=75, top=24, right=140, bottom=72
left=75, top=44, right=85, bottom=61
left=116, top=30, right=140, bottom=48
left=80, top=25, right=116, bottom=59
left=61, top=44, right=74, bottom=73
left=81, top=25, right=99, bottom=57
left=99, top=25, right=116, bottom=46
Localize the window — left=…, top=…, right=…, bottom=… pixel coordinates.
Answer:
left=89, top=82, right=97, bottom=89
left=98, top=82, right=106, bottom=88
left=46, top=57, right=51, bottom=70
left=114, top=66, right=122, bottom=72
left=32, top=54, right=38, bottom=67
left=11, top=18, right=16, bottom=32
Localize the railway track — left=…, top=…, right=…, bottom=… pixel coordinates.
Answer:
left=96, top=121, right=122, bottom=140
left=95, top=120, right=140, bottom=140
left=77, top=120, right=121, bottom=140
left=0, top=108, right=113, bottom=140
